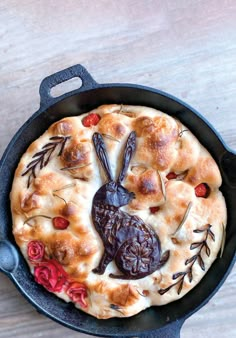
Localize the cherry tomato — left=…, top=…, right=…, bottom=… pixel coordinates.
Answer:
left=82, top=113, right=101, bottom=127
left=53, top=217, right=70, bottom=230
left=166, top=172, right=178, bottom=180
left=195, top=183, right=210, bottom=198
left=149, top=206, right=160, bottom=214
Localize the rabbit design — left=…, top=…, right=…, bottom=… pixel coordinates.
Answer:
left=92, top=131, right=169, bottom=279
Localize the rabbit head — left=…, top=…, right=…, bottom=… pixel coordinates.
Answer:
left=92, top=132, right=136, bottom=208
left=93, top=181, right=135, bottom=207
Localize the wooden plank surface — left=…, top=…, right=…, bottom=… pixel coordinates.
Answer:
left=0, top=1, right=235, bottom=337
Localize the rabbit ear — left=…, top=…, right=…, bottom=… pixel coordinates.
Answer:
left=117, top=131, right=136, bottom=184
left=93, top=133, right=113, bottom=181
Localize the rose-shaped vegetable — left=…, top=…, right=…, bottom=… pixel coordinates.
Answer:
left=66, top=282, right=88, bottom=308
left=27, top=240, right=45, bottom=261
left=34, top=259, right=67, bottom=292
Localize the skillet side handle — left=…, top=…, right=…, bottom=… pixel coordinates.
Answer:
left=220, top=150, right=236, bottom=188
left=0, top=240, right=19, bottom=275
left=139, top=319, right=184, bottom=338
left=39, top=64, right=98, bottom=108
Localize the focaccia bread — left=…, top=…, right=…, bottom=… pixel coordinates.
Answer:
left=11, top=104, right=227, bottom=319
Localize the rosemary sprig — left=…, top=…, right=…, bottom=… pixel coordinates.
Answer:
left=53, top=183, right=76, bottom=192
left=159, top=224, right=215, bottom=296
left=102, top=134, right=120, bottom=143
left=178, top=129, right=189, bottom=137
left=157, top=170, right=166, bottom=201
left=171, top=202, right=192, bottom=237
left=74, top=177, right=89, bottom=181
left=22, top=136, right=70, bottom=188
left=110, top=304, right=125, bottom=315
left=117, top=104, right=123, bottom=114
left=220, top=223, right=226, bottom=258
left=116, top=105, right=136, bottom=117
left=60, top=163, right=92, bottom=171
left=24, top=214, right=52, bottom=225
left=136, top=289, right=149, bottom=297
left=53, top=193, right=67, bottom=205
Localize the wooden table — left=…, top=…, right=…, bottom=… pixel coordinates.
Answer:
left=0, top=1, right=235, bottom=337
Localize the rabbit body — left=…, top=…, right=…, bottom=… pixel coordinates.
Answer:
left=92, top=132, right=169, bottom=280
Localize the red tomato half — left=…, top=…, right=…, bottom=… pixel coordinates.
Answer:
left=82, top=113, right=101, bottom=127
left=53, top=217, right=70, bottom=230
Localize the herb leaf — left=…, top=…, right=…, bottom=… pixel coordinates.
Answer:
left=208, top=229, right=215, bottom=242
left=198, top=255, right=205, bottom=271
left=204, top=242, right=211, bottom=257
left=185, top=255, right=197, bottom=265
left=190, top=242, right=202, bottom=250
left=187, top=269, right=193, bottom=283
left=22, top=136, right=70, bottom=188
left=172, top=271, right=186, bottom=280
left=177, top=278, right=184, bottom=295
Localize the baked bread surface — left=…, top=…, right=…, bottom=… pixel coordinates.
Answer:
left=11, top=105, right=227, bottom=319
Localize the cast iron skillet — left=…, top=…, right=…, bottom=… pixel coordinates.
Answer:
left=0, top=64, right=235, bottom=338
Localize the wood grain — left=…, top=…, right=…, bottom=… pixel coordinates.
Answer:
left=0, top=0, right=235, bottom=337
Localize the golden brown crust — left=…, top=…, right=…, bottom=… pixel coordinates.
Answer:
left=132, top=114, right=179, bottom=171
left=11, top=104, right=227, bottom=319
left=125, top=169, right=164, bottom=210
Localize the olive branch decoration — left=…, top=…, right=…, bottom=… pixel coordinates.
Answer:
left=22, top=136, right=70, bottom=188
left=159, top=224, right=215, bottom=295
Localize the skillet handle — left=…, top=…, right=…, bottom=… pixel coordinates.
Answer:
left=0, top=240, right=19, bottom=275
left=39, top=64, right=98, bottom=108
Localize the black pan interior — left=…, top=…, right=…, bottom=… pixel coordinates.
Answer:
left=1, top=86, right=235, bottom=337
